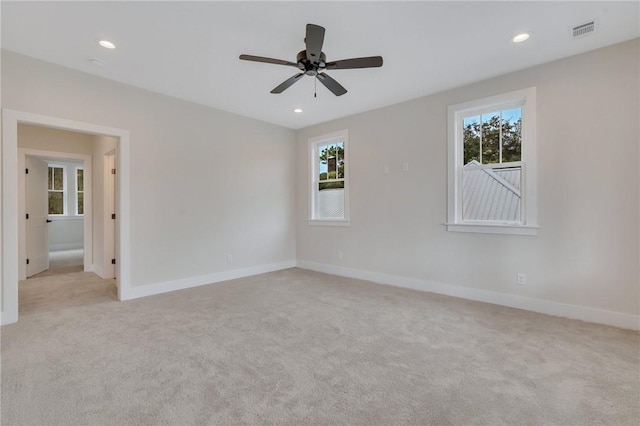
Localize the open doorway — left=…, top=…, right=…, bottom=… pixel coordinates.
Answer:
left=2, top=110, right=131, bottom=325
left=46, top=159, right=85, bottom=273
left=18, top=125, right=96, bottom=281
left=17, top=125, right=117, bottom=313
left=24, top=154, right=87, bottom=278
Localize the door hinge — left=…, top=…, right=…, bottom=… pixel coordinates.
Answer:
left=26, top=258, right=30, bottom=265
left=111, top=259, right=116, bottom=265
left=111, top=213, right=116, bottom=220
left=25, top=168, right=29, bottom=174
left=26, top=213, right=29, bottom=219
left=111, top=168, right=116, bottom=175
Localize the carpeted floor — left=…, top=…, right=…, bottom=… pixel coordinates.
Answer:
left=18, top=270, right=117, bottom=316
left=48, top=248, right=84, bottom=269
left=1, top=268, right=638, bottom=425
left=29, top=249, right=85, bottom=279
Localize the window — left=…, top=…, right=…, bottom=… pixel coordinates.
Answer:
left=47, top=163, right=84, bottom=217
left=447, top=87, right=537, bottom=235
left=76, top=167, right=84, bottom=215
left=48, top=166, right=65, bottom=215
left=309, top=129, right=349, bottom=225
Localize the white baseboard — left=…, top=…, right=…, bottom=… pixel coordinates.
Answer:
left=121, top=260, right=296, bottom=300
left=296, top=260, right=640, bottom=331
left=49, top=243, right=83, bottom=251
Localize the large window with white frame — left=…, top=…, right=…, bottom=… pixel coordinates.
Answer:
left=447, top=87, right=537, bottom=235
left=309, top=129, right=349, bottom=225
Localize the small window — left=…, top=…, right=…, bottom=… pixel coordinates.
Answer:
left=48, top=166, right=65, bottom=215
left=447, top=88, right=538, bottom=235
left=76, top=168, right=84, bottom=215
left=47, top=163, right=84, bottom=217
left=309, top=129, right=349, bottom=225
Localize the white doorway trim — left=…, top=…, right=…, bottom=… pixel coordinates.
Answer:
left=19, top=149, right=93, bottom=280
left=2, top=109, right=131, bottom=325
left=103, top=150, right=117, bottom=280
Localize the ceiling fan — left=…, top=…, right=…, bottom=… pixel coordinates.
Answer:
left=239, top=24, right=383, bottom=97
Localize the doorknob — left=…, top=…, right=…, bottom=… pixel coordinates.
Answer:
left=46, top=219, right=52, bottom=223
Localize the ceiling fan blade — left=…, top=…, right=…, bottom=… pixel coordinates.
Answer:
left=239, top=54, right=298, bottom=68
left=271, top=73, right=305, bottom=94
left=305, top=24, right=325, bottom=64
left=316, top=73, right=347, bottom=96
left=325, top=56, right=384, bottom=70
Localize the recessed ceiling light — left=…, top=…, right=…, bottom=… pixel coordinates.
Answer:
left=293, top=108, right=303, bottom=113
left=98, top=39, right=116, bottom=49
left=89, top=58, right=105, bottom=67
left=512, top=33, right=530, bottom=43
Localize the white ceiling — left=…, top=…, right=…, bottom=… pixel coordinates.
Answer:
left=2, top=1, right=638, bottom=129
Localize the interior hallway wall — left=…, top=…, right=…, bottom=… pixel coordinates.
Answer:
left=18, top=123, right=94, bottom=154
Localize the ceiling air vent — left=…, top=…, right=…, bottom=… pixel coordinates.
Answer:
left=573, top=21, right=595, bottom=38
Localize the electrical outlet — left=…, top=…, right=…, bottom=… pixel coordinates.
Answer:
left=402, top=162, right=409, bottom=172
left=336, top=251, right=343, bottom=260
left=384, top=165, right=389, bottom=175
left=517, top=273, right=526, bottom=285
left=227, top=254, right=233, bottom=264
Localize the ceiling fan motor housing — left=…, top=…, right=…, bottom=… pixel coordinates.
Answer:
left=297, top=50, right=326, bottom=76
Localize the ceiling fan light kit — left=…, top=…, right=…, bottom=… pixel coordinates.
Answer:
left=240, top=24, right=383, bottom=97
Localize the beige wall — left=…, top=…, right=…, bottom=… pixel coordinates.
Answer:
left=3, top=50, right=296, bottom=288
left=3, top=39, right=637, bottom=326
left=18, top=124, right=95, bottom=154
left=295, top=39, right=639, bottom=318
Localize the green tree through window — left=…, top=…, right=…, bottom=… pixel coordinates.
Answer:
left=48, top=166, right=64, bottom=215
left=463, top=108, right=521, bottom=165
left=318, top=142, right=345, bottom=190
left=77, top=168, right=84, bottom=215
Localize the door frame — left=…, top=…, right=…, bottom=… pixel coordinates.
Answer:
left=104, top=150, right=117, bottom=279
left=19, top=150, right=93, bottom=280
left=2, top=109, right=132, bottom=325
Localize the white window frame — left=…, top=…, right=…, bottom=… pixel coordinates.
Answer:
left=308, top=129, right=350, bottom=226
left=47, top=164, right=67, bottom=216
left=47, top=162, right=85, bottom=219
left=446, top=87, right=538, bottom=236
left=75, top=166, right=84, bottom=216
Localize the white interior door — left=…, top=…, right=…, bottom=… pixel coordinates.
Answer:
left=26, top=157, right=49, bottom=277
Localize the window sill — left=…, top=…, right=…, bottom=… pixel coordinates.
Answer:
left=308, top=219, right=350, bottom=227
left=48, top=215, right=84, bottom=221
left=445, top=222, right=538, bottom=236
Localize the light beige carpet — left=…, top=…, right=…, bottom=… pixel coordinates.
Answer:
left=48, top=248, right=84, bottom=270
left=1, top=268, right=638, bottom=425
left=18, top=270, right=117, bottom=315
